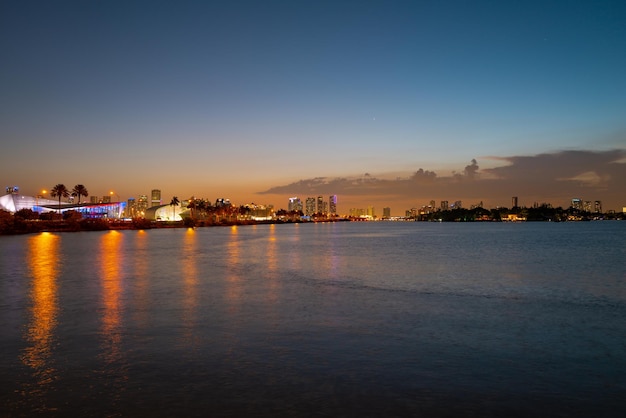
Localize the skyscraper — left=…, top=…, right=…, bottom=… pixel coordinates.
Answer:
left=329, top=195, right=337, bottom=215
left=512, top=196, right=518, bottom=208
left=594, top=201, right=602, bottom=213
left=151, top=189, right=161, bottom=207
left=288, top=197, right=303, bottom=213
left=137, top=195, right=148, bottom=216
left=305, top=197, right=316, bottom=216
left=317, top=195, right=324, bottom=214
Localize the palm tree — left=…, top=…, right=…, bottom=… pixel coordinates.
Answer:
left=50, top=184, right=70, bottom=213
left=170, top=196, right=180, bottom=220
left=71, top=184, right=89, bottom=204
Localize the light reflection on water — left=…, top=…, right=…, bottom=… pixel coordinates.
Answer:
left=225, top=225, right=242, bottom=312
left=99, top=230, right=124, bottom=366
left=1, top=222, right=625, bottom=416
left=181, top=227, right=199, bottom=344
left=22, top=232, right=60, bottom=386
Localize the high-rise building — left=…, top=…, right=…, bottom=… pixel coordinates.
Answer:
left=512, top=196, right=518, bottom=208
left=440, top=201, right=449, bottom=211
left=137, top=195, right=148, bottom=216
left=151, top=189, right=161, bottom=207
left=571, top=198, right=582, bottom=210
left=383, top=207, right=391, bottom=218
left=317, top=196, right=324, bottom=214
left=102, top=195, right=111, bottom=204
left=329, top=195, right=337, bottom=215
left=126, top=198, right=136, bottom=218
left=305, top=197, right=316, bottom=216
left=594, top=201, right=602, bottom=213
left=288, top=197, right=302, bottom=213
left=583, top=201, right=592, bottom=212
left=367, top=206, right=375, bottom=218
left=90, top=196, right=99, bottom=204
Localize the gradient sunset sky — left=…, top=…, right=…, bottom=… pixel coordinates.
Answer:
left=1, top=0, right=625, bottom=214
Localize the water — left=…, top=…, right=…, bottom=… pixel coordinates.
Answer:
left=1, top=222, right=625, bottom=417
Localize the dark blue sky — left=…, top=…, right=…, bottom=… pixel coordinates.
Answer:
left=1, top=0, right=625, bottom=212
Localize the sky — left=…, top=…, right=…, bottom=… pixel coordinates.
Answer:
left=1, top=0, right=625, bottom=214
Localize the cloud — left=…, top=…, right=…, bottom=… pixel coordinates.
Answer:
left=259, top=149, right=626, bottom=208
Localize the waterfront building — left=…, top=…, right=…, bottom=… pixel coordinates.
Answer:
left=144, top=204, right=183, bottom=221
left=151, top=189, right=161, bottom=207
left=288, top=197, right=302, bottom=213
left=317, top=196, right=324, bottom=214
left=137, top=195, right=148, bottom=216
left=329, top=195, right=337, bottom=215
left=126, top=198, right=136, bottom=218
left=0, top=192, right=124, bottom=218
left=305, top=197, right=316, bottom=216
left=571, top=198, right=582, bottom=210
left=440, top=201, right=449, bottom=211
left=594, top=201, right=602, bottom=213
left=383, top=207, right=391, bottom=219
left=512, top=196, right=518, bottom=208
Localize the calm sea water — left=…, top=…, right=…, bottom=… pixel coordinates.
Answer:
left=1, top=222, right=625, bottom=417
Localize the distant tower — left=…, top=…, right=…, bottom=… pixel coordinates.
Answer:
left=440, top=201, right=449, bottom=211
left=288, top=197, right=302, bottom=213
left=383, top=207, right=391, bottom=219
left=329, top=195, right=337, bottom=215
left=305, top=197, right=316, bottom=216
left=151, top=189, right=161, bottom=207
left=137, top=195, right=148, bottom=215
left=512, top=196, right=518, bottom=208
left=126, top=198, right=136, bottom=217
left=317, top=195, right=324, bottom=214
left=594, top=201, right=602, bottom=213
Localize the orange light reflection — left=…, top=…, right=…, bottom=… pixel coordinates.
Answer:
left=225, top=225, right=242, bottom=310
left=22, top=232, right=60, bottom=384
left=99, top=231, right=124, bottom=365
left=182, top=228, right=199, bottom=342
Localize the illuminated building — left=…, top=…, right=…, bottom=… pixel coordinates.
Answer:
left=440, top=201, right=449, bottom=210
left=151, top=189, right=161, bottom=207
left=329, top=195, right=337, bottom=215
left=144, top=204, right=183, bottom=221
left=137, top=195, right=148, bottom=215
left=0, top=192, right=124, bottom=218
left=317, top=196, right=324, bottom=214
left=594, top=201, right=602, bottom=213
left=571, top=198, right=582, bottom=210
left=126, top=198, right=136, bottom=217
left=288, top=197, right=303, bottom=212
left=305, top=197, right=316, bottom=216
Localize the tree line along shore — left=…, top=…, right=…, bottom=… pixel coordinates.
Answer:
left=1, top=205, right=623, bottom=236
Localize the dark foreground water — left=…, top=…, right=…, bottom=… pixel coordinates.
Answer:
left=1, top=221, right=625, bottom=417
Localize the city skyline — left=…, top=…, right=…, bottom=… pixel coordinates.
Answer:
left=1, top=1, right=625, bottom=214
